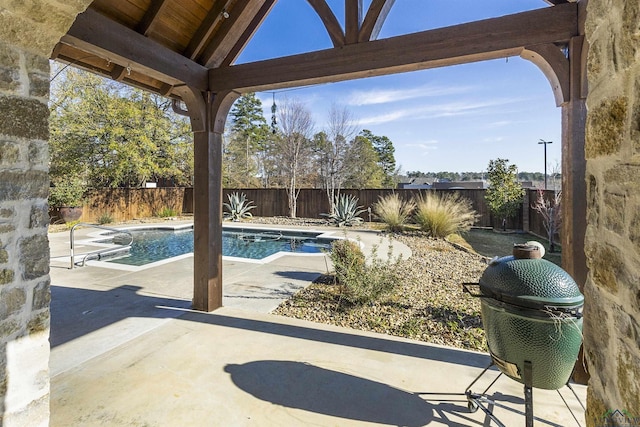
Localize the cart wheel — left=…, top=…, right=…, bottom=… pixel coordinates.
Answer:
left=468, top=399, right=478, bottom=413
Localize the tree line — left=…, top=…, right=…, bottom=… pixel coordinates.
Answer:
left=50, top=68, right=398, bottom=217
left=406, top=170, right=561, bottom=183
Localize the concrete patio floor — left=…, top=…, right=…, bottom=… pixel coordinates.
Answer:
left=48, top=222, right=586, bottom=426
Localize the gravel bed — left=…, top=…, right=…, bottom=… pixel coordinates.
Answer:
left=251, top=217, right=490, bottom=352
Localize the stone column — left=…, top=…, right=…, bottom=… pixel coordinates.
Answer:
left=0, top=39, right=53, bottom=427
left=0, top=2, right=92, bottom=425
left=583, top=0, right=640, bottom=424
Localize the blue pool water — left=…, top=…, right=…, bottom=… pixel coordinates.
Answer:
left=105, top=228, right=332, bottom=266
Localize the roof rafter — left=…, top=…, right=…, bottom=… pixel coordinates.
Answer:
left=201, top=0, right=269, bottom=68
left=137, top=0, right=170, bottom=36
left=221, top=0, right=278, bottom=66
left=306, top=0, right=344, bottom=47
left=183, top=0, right=230, bottom=60
left=60, top=8, right=208, bottom=90
left=208, top=3, right=578, bottom=92
left=358, top=0, right=395, bottom=42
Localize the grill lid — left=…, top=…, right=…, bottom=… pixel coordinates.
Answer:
left=478, top=244, right=584, bottom=311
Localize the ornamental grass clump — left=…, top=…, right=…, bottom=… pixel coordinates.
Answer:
left=414, top=191, right=478, bottom=238
left=329, top=238, right=401, bottom=305
left=373, top=193, right=415, bottom=232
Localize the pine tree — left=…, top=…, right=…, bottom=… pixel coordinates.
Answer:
left=227, top=93, right=270, bottom=187
left=359, top=130, right=397, bottom=187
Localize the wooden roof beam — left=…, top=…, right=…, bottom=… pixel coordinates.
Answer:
left=306, top=0, right=344, bottom=47
left=221, top=0, right=278, bottom=66
left=202, top=0, right=269, bottom=68
left=358, top=0, right=395, bottom=42
left=61, top=8, right=208, bottom=91
left=209, top=2, right=578, bottom=92
left=53, top=54, right=173, bottom=96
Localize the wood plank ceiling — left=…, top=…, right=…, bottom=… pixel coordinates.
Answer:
left=53, top=0, right=574, bottom=100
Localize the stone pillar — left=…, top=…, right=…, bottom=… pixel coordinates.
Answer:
left=583, top=0, right=640, bottom=424
left=0, top=2, right=92, bottom=426
left=0, top=39, right=52, bottom=427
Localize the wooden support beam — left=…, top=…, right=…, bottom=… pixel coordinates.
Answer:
left=221, top=0, right=278, bottom=66
left=561, top=36, right=588, bottom=290
left=209, top=3, right=578, bottom=92
left=137, top=0, right=170, bottom=36
left=202, top=0, right=269, bottom=68
left=173, top=86, right=239, bottom=312
left=358, top=0, right=395, bottom=42
left=306, top=0, right=344, bottom=47
left=345, top=0, right=363, bottom=44
left=521, top=43, right=570, bottom=106
left=184, top=1, right=229, bottom=60
left=561, top=35, right=589, bottom=386
left=62, top=8, right=208, bottom=90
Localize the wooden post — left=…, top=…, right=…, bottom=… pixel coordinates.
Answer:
left=562, top=35, right=589, bottom=385
left=561, top=36, right=588, bottom=291
left=174, top=86, right=238, bottom=312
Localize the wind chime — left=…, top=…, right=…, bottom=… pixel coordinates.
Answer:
left=271, top=92, right=277, bottom=133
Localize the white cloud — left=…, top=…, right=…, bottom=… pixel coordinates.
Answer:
left=484, top=120, right=512, bottom=128
left=346, top=84, right=474, bottom=106
left=355, top=98, right=517, bottom=126
left=405, top=141, right=439, bottom=156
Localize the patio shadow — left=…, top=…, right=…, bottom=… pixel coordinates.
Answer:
left=224, top=360, right=474, bottom=427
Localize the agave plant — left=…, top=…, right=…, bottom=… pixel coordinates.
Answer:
left=223, top=192, right=256, bottom=222
left=322, top=194, right=366, bottom=227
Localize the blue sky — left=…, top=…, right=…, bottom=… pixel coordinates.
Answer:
left=236, top=0, right=562, bottom=174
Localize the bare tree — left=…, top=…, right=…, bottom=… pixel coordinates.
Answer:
left=532, top=189, right=562, bottom=252
left=315, top=104, right=357, bottom=212
left=548, top=159, right=561, bottom=192
left=273, top=97, right=314, bottom=218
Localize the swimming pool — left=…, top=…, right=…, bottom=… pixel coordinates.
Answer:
left=98, top=226, right=335, bottom=266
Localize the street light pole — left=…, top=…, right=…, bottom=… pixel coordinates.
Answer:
left=538, top=139, right=553, bottom=189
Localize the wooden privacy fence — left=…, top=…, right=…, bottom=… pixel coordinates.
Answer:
left=221, top=188, right=523, bottom=230
left=74, top=187, right=190, bottom=223
left=74, top=187, right=557, bottom=240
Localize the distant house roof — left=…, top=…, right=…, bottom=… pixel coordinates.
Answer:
left=432, top=181, right=487, bottom=190
left=397, top=177, right=433, bottom=189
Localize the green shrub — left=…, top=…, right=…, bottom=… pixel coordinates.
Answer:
left=223, top=192, right=256, bottom=221
left=329, top=238, right=400, bottom=304
left=97, top=212, right=114, bottom=224
left=322, top=194, right=365, bottom=227
left=49, top=177, right=86, bottom=207
left=373, top=193, right=415, bottom=232
left=414, top=191, right=477, bottom=238
left=156, top=207, right=178, bottom=218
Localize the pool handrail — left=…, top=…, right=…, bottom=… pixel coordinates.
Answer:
left=70, top=223, right=133, bottom=269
